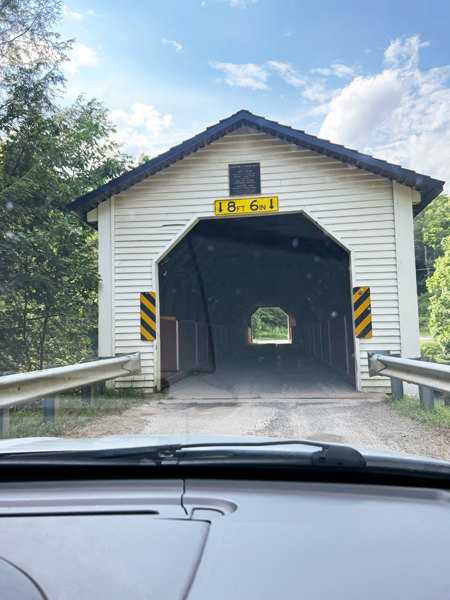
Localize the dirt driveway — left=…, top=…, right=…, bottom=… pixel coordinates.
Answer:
left=66, top=394, right=450, bottom=462
left=64, top=355, right=450, bottom=461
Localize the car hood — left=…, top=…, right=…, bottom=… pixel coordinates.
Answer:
left=0, top=434, right=448, bottom=469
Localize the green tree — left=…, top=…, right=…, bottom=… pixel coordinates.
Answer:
left=0, top=0, right=132, bottom=371
left=0, top=217, right=99, bottom=370
left=251, top=308, right=289, bottom=340
left=414, top=194, right=450, bottom=330
left=421, top=194, right=450, bottom=252
left=0, top=0, right=70, bottom=68
left=0, top=89, right=132, bottom=370
left=428, top=235, right=450, bottom=355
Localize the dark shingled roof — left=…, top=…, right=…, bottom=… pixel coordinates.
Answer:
left=67, top=109, right=445, bottom=222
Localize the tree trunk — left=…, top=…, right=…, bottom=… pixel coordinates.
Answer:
left=22, top=290, right=32, bottom=371
left=424, top=245, right=430, bottom=277
left=39, top=316, right=49, bottom=370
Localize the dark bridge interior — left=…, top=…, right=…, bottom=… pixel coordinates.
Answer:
left=158, top=213, right=355, bottom=389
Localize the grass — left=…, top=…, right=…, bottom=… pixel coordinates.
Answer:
left=420, top=339, right=450, bottom=363
left=386, top=394, right=450, bottom=429
left=253, top=327, right=289, bottom=341
left=2, top=388, right=152, bottom=440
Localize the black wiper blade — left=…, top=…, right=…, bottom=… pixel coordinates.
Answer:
left=0, top=444, right=184, bottom=466
left=0, top=440, right=367, bottom=468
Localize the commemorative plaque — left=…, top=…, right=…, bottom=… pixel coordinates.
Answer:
left=229, top=163, right=261, bottom=196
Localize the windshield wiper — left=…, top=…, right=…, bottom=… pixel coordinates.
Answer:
left=0, top=440, right=367, bottom=468
left=0, top=441, right=449, bottom=481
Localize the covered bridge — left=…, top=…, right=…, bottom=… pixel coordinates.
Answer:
left=68, top=110, right=444, bottom=394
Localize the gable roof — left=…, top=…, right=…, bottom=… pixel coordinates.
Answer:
left=67, top=109, right=444, bottom=221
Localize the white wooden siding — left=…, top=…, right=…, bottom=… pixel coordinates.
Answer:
left=113, top=127, right=402, bottom=391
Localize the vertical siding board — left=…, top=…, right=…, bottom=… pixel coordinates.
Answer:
left=112, top=128, right=399, bottom=392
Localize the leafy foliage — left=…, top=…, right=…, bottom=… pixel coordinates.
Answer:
left=0, top=87, right=133, bottom=370
left=421, top=194, right=450, bottom=251
left=251, top=308, right=289, bottom=341
left=0, top=0, right=70, bottom=68
left=427, top=236, right=450, bottom=355
left=0, top=2, right=133, bottom=371
left=417, top=292, right=431, bottom=331
left=414, top=194, right=450, bottom=331
left=420, top=339, right=444, bottom=362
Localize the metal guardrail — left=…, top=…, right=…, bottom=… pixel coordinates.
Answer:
left=0, top=353, right=141, bottom=433
left=369, top=353, right=450, bottom=408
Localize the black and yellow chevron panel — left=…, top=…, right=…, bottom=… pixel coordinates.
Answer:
left=140, top=292, right=156, bottom=341
left=353, top=286, right=373, bottom=339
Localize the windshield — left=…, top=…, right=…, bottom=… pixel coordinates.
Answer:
left=1, top=0, right=450, bottom=466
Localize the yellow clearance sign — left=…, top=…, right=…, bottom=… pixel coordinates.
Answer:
left=214, top=197, right=278, bottom=216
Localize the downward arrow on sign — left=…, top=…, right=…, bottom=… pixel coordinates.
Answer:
left=269, top=199, right=274, bottom=209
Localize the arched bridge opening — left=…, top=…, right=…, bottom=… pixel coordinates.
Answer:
left=158, top=213, right=356, bottom=394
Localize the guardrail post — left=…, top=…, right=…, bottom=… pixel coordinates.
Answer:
left=368, top=350, right=400, bottom=396
left=420, top=386, right=435, bottom=409
left=44, top=395, right=59, bottom=423
left=414, top=357, right=435, bottom=409
left=94, top=382, right=104, bottom=399
left=81, top=384, right=94, bottom=404
left=0, top=408, right=10, bottom=435
left=43, top=366, right=60, bottom=424
left=0, top=372, right=17, bottom=435
left=390, top=354, right=404, bottom=398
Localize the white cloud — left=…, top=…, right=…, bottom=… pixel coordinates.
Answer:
left=219, top=0, right=258, bottom=6
left=267, top=61, right=307, bottom=88
left=311, top=68, right=331, bottom=76
left=162, top=38, right=184, bottom=53
left=267, top=61, right=334, bottom=103
left=309, top=103, right=333, bottom=116
left=63, top=5, right=98, bottom=20
left=301, top=81, right=332, bottom=103
left=210, top=62, right=269, bottom=90
left=284, top=29, right=295, bottom=37
left=319, top=70, right=405, bottom=148
left=210, top=60, right=333, bottom=101
left=311, top=61, right=357, bottom=79
left=110, top=103, right=173, bottom=134
left=202, top=0, right=258, bottom=5
left=108, top=103, right=177, bottom=156
left=383, top=34, right=429, bottom=70
left=318, top=35, right=450, bottom=187
left=63, top=44, right=98, bottom=74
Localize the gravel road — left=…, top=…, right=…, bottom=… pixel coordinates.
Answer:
left=64, top=355, right=450, bottom=461
left=66, top=395, right=450, bottom=462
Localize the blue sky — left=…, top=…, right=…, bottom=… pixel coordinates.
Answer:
left=59, top=0, right=450, bottom=187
